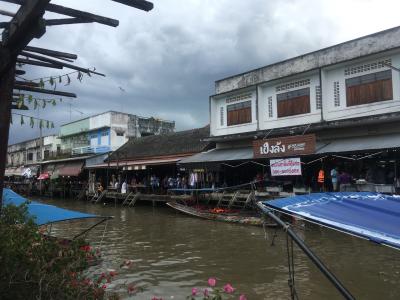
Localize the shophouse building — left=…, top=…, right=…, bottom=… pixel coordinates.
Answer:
left=6, top=134, right=61, bottom=171
left=59, top=111, right=175, bottom=156
left=181, top=26, right=400, bottom=193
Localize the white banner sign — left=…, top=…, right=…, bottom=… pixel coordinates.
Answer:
left=270, top=157, right=302, bottom=176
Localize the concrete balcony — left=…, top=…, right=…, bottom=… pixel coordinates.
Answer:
left=72, top=145, right=112, bottom=155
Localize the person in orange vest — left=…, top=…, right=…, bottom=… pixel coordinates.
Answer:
left=318, top=169, right=325, bottom=191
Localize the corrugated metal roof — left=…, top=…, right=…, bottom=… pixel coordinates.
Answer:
left=179, top=147, right=253, bottom=164
left=109, top=126, right=212, bottom=161
left=317, top=133, right=400, bottom=154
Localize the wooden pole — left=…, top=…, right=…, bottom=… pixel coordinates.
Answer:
left=0, top=63, right=15, bottom=209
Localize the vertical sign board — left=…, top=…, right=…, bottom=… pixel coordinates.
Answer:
left=270, top=157, right=302, bottom=176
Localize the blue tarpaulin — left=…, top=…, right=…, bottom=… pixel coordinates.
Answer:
left=3, top=188, right=107, bottom=226
left=262, top=192, right=400, bottom=249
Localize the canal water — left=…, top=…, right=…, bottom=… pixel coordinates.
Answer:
left=41, top=198, right=399, bottom=299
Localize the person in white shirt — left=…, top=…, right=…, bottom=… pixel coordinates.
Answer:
left=121, top=181, right=127, bottom=194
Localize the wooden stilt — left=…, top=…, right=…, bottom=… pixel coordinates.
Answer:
left=0, top=63, right=15, bottom=209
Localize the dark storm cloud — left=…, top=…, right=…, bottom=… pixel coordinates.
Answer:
left=8, top=0, right=400, bottom=143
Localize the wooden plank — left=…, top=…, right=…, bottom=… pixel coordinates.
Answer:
left=2, top=0, right=49, bottom=49
left=0, top=8, right=15, bottom=17
left=1, top=18, right=93, bottom=28
left=0, top=0, right=119, bottom=27
left=13, top=84, right=77, bottom=97
left=45, top=18, right=93, bottom=26
left=25, top=46, right=78, bottom=59
left=46, top=2, right=119, bottom=27
left=17, top=58, right=63, bottom=69
left=21, top=51, right=105, bottom=76
left=111, top=0, right=153, bottom=11
left=0, top=65, right=15, bottom=208
left=15, top=80, right=40, bottom=87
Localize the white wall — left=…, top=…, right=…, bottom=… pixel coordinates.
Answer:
left=210, top=88, right=258, bottom=136
left=210, top=50, right=400, bottom=137
left=322, top=53, right=400, bottom=121
left=89, top=112, right=111, bottom=130
left=110, top=128, right=128, bottom=150
left=258, top=71, right=321, bottom=130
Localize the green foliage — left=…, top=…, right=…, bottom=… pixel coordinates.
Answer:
left=0, top=204, right=104, bottom=300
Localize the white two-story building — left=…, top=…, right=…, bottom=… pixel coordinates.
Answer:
left=60, top=111, right=175, bottom=155
left=183, top=26, right=400, bottom=191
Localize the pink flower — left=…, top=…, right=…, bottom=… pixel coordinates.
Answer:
left=192, top=287, right=198, bottom=296
left=208, top=277, right=217, bottom=287
left=203, top=288, right=209, bottom=297
left=223, top=283, right=235, bottom=294
left=127, top=284, right=136, bottom=295
left=239, top=294, right=247, bottom=300
left=101, top=284, right=107, bottom=289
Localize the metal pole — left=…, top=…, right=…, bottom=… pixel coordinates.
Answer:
left=256, top=202, right=355, bottom=300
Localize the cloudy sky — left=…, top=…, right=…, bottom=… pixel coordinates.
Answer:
left=5, top=0, right=400, bottom=144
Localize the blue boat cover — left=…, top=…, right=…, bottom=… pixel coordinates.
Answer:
left=262, top=192, right=400, bottom=249
left=3, top=188, right=107, bottom=226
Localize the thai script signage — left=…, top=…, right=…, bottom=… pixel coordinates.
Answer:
left=270, top=157, right=302, bottom=176
left=253, top=134, right=316, bottom=158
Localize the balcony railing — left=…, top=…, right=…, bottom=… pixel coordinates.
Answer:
left=72, top=145, right=112, bottom=155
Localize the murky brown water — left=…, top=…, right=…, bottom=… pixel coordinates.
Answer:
left=40, top=198, right=400, bottom=299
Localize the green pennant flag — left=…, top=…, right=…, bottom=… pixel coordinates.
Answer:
left=42, top=100, right=46, bottom=109
left=17, top=98, right=24, bottom=109
left=39, top=78, right=44, bottom=88
left=39, top=119, right=43, bottom=129
left=51, top=122, right=55, bottom=128
left=34, top=99, right=38, bottom=109
left=28, top=95, right=33, bottom=104
left=59, top=76, right=62, bottom=83
left=20, top=115, right=24, bottom=125
left=52, top=99, right=57, bottom=106
left=30, top=117, right=34, bottom=128
left=46, top=120, right=50, bottom=128
left=49, top=77, right=54, bottom=86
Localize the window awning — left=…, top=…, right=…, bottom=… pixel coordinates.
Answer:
left=317, top=132, right=400, bottom=154
left=179, top=147, right=253, bottom=164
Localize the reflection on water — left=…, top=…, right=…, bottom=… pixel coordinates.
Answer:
left=41, top=198, right=400, bottom=299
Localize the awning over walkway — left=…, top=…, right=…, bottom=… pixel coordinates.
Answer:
left=59, top=161, right=83, bottom=177
left=86, top=156, right=185, bottom=170
left=317, top=133, right=400, bottom=154
left=5, top=167, right=18, bottom=177
left=179, top=147, right=253, bottom=164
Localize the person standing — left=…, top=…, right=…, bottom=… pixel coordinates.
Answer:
left=317, top=168, right=325, bottom=192
left=331, top=167, right=338, bottom=192
left=121, top=180, right=127, bottom=194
